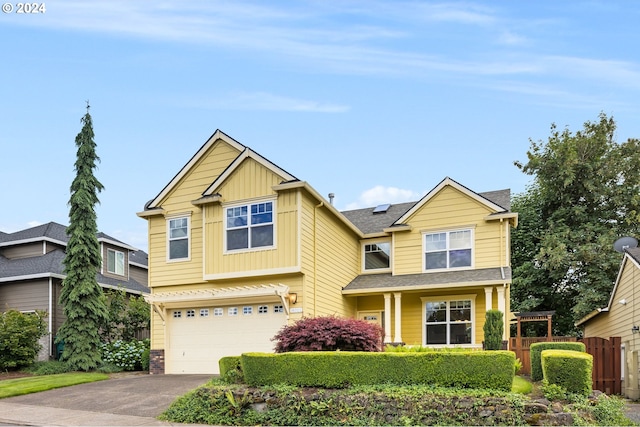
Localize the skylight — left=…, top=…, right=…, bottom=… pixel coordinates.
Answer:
left=373, top=204, right=391, bottom=214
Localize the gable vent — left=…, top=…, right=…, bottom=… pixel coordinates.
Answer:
left=373, top=203, right=391, bottom=214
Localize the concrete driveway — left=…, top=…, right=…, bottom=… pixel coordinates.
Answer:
left=0, top=373, right=212, bottom=426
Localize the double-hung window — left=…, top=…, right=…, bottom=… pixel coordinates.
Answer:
left=424, top=299, right=473, bottom=345
left=424, top=229, right=472, bottom=270
left=106, top=248, right=125, bottom=275
left=363, top=241, right=391, bottom=271
left=226, top=201, right=274, bottom=251
left=168, top=217, right=189, bottom=260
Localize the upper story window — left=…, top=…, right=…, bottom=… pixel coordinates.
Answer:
left=168, top=217, right=189, bottom=260
left=106, top=248, right=125, bottom=275
left=225, top=201, right=274, bottom=251
left=363, top=241, right=391, bottom=271
left=424, top=229, right=472, bottom=270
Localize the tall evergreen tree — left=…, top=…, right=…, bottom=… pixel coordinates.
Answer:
left=56, top=104, right=108, bottom=371
left=512, top=113, right=640, bottom=335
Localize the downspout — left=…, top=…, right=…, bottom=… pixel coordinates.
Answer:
left=48, top=277, right=53, bottom=358
left=314, top=201, right=324, bottom=316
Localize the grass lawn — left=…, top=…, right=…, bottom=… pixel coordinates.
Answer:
left=0, top=372, right=109, bottom=398
left=512, top=375, right=533, bottom=394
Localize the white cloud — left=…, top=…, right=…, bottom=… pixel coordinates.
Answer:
left=198, top=92, right=350, bottom=113
left=345, top=185, right=420, bottom=210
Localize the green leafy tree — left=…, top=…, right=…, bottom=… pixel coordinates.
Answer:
left=100, top=288, right=151, bottom=342
left=0, top=310, right=47, bottom=369
left=512, top=113, right=640, bottom=335
left=56, top=104, right=109, bottom=371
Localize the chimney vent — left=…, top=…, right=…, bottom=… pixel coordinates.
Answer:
left=328, top=193, right=335, bottom=205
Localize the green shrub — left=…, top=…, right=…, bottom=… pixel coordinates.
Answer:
left=141, top=347, right=150, bottom=371
left=541, top=349, right=592, bottom=396
left=0, top=310, right=48, bottom=370
left=241, top=350, right=515, bottom=391
left=23, top=360, right=71, bottom=375
left=483, top=310, right=504, bottom=350
left=100, top=339, right=149, bottom=371
left=529, top=341, right=585, bottom=381
left=219, top=356, right=244, bottom=383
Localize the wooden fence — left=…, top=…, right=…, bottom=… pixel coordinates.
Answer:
left=510, top=336, right=622, bottom=395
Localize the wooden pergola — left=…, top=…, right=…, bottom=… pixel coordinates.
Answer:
left=514, top=311, right=556, bottom=341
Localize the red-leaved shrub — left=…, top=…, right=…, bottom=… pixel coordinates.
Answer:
left=272, top=316, right=383, bottom=352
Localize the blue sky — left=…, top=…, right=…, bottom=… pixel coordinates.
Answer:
left=1, top=1, right=639, bottom=252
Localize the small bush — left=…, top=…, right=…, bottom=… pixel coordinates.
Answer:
left=483, top=310, right=504, bottom=350
left=272, top=316, right=383, bottom=352
left=529, top=341, right=585, bottom=381
left=219, top=356, right=244, bottom=383
left=100, top=339, right=149, bottom=371
left=541, top=349, right=592, bottom=396
left=23, top=360, right=71, bottom=375
left=0, top=310, right=48, bottom=370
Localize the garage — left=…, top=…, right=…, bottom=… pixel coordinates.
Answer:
left=147, top=284, right=291, bottom=375
left=166, top=301, right=287, bottom=374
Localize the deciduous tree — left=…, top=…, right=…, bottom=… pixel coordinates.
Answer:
left=512, top=113, right=640, bottom=335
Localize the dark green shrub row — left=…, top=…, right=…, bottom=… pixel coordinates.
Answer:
left=241, top=350, right=515, bottom=391
left=530, top=341, right=585, bottom=381
left=542, top=349, right=593, bottom=396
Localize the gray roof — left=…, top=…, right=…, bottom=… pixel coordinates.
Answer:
left=343, top=267, right=511, bottom=293
left=341, top=189, right=511, bottom=235
left=0, top=222, right=149, bottom=294
left=0, top=222, right=69, bottom=244
left=626, top=247, right=640, bottom=265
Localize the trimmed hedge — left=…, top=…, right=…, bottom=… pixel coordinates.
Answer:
left=241, top=350, right=515, bottom=391
left=530, top=341, right=585, bottom=381
left=219, top=356, right=244, bottom=383
left=542, top=349, right=593, bottom=396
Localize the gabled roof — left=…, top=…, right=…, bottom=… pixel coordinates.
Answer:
left=0, top=222, right=139, bottom=252
left=341, top=180, right=512, bottom=235
left=0, top=222, right=69, bottom=246
left=394, top=177, right=508, bottom=226
left=0, top=249, right=149, bottom=294
left=144, top=130, right=241, bottom=209
left=202, top=147, right=297, bottom=197
left=144, top=130, right=298, bottom=210
left=575, top=246, right=640, bottom=326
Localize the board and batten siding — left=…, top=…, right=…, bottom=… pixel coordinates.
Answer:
left=299, top=192, right=359, bottom=318
left=146, top=140, right=242, bottom=288
left=393, top=186, right=505, bottom=275
left=203, top=182, right=299, bottom=276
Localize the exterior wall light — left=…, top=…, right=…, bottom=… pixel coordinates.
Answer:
left=288, top=293, right=298, bottom=305
left=632, top=326, right=639, bottom=334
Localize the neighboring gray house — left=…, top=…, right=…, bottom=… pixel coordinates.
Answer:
left=0, top=222, right=149, bottom=360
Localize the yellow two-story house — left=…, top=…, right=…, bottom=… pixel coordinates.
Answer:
left=138, top=130, right=518, bottom=374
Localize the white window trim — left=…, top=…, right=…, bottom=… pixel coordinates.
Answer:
left=422, top=228, right=474, bottom=272
left=420, top=295, right=476, bottom=347
left=166, top=214, right=192, bottom=262
left=223, top=198, right=277, bottom=254
left=361, top=239, right=392, bottom=273
left=106, top=248, right=125, bottom=276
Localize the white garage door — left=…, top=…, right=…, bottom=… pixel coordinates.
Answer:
left=167, top=302, right=286, bottom=374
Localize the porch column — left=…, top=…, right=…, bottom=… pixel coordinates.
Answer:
left=484, top=286, right=493, bottom=311
left=496, top=286, right=506, bottom=339
left=393, top=292, right=403, bottom=344
left=383, top=293, right=392, bottom=344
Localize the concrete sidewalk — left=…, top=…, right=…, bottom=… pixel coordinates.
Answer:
left=0, top=373, right=212, bottom=426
